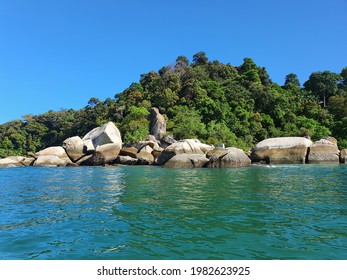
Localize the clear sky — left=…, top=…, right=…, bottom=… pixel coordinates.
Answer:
left=0, top=0, right=346, bottom=124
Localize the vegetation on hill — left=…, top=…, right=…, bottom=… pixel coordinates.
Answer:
left=1, top=52, right=346, bottom=157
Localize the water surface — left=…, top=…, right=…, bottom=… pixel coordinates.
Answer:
left=0, top=165, right=346, bottom=259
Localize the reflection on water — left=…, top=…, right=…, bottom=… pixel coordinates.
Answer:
left=0, top=165, right=346, bottom=260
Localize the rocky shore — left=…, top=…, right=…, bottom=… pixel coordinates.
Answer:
left=0, top=108, right=346, bottom=168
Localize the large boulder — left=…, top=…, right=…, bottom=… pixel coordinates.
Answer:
left=119, top=147, right=138, bottom=158
left=62, top=136, right=85, bottom=162
left=160, top=134, right=176, bottom=149
left=115, top=155, right=138, bottom=165
left=149, top=107, right=166, bottom=140
left=80, top=143, right=121, bottom=166
left=82, top=122, right=122, bottom=149
left=251, top=137, right=312, bottom=164
left=34, top=146, right=73, bottom=166
left=207, top=147, right=251, bottom=168
left=163, top=154, right=209, bottom=168
left=340, top=149, right=347, bottom=163
left=7, top=156, right=35, bottom=166
left=157, top=139, right=214, bottom=165
left=308, top=139, right=340, bottom=164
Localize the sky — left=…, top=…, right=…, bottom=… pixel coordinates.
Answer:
left=0, top=0, right=346, bottom=124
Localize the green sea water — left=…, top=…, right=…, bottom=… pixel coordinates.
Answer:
left=0, top=165, right=346, bottom=260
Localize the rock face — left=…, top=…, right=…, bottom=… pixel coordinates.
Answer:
left=251, top=137, right=312, bottom=164
left=207, top=147, right=251, bottom=168
left=149, top=107, right=166, bottom=140
left=163, top=154, right=209, bottom=168
left=340, top=149, right=347, bottom=163
left=119, top=147, right=138, bottom=158
left=0, top=158, right=22, bottom=167
left=82, top=122, right=122, bottom=149
left=308, top=139, right=340, bottom=164
left=157, top=139, right=214, bottom=165
left=62, top=136, right=85, bottom=162
left=81, top=143, right=121, bottom=166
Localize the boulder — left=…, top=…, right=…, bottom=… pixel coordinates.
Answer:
left=34, top=146, right=73, bottom=166
left=62, top=136, right=85, bottom=162
left=308, top=139, right=340, bottom=164
left=251, top=137, right=312, bottom=164
left=136, top=151, right=154, bottom=165
left=139, top=145, right=153, bottom=154
left=340, top=149, right=347, bottom=163
left=207, top=147, right=251, bottom=168
left=34, top=155, right=72, bottom=166
left=119, top=147, right=138, bottom=158
left=149, top=107, right=166, bottom=140
left=115, top=155, right=138, bottom=165
left=82, top=139, right=95, bottom=154
left=7, top=156, right=35, bottom=166
left=323, top=136, right=338, bottom=147
left=0, top=158, right=22, bottom=167
left=157, top=139, right=214, bottom=165
left=81, top=143, right=121, bottom=166
left=163, top=154, right=209, bottom=168
left=82, top=122, right=122, bottom=149
left=160, top=134, right=176, bottom=149
left=134, top=140, right=160, bottom=151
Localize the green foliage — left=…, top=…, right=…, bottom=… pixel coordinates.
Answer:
left=0, top=54, right=346, bottom=157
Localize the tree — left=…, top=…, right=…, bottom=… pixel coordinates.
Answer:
left=284, top=73, right=300, bottom=88
left=192, top=52, right=208, bottom=66
left=304, top=71, right=341, bottom=107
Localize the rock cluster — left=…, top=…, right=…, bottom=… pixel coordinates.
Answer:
left=0, top=108, right=346, bottom=168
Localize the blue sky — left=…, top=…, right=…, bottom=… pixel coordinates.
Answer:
left=0, top=0, right=346, bottom=124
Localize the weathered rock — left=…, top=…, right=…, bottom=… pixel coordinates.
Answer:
left=340, top=149, right=347, bottom=163
left=160, top=134, right=176, bottom=148
left=7, top=156, right=35, bottom=166
left=83, top=139, right=95, bottom=154
left=62, top=136, right=85, bottom=162
left=82, top=122, right=122, bottom=149
left=119, top=147, right=138, bottom=158
left=207, top=147, right=251, bottom=168
left=34, top=155, right=72, bottom=166
left=115, top=155, right=138, bottom=165
left=149, top=107, right=166, bottom=140
left=81, top=143, right=121, bottom=165
left=35, top=146, right=67, bottom=158
left=308, top=139, right=340, bottom=164
left=136, top=151, right=154, bottom=165
left=134, top=140, right=160, bottom=151
left=251, top=137, right=312, bottom=164
left=163, top=154, right=209, bottom=168
left=157, top=139, right=214, bottom=165
left=323, top=136, right=338, bottom=147
left=0, top=158, right=22, bottom=167
left=139, top=145, right=153, bottom=154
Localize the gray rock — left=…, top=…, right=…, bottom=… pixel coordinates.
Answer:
left=63, top=136, right=85, bottom=162
left=207, top=147, right=251, bottom=168
left=119, top=147, right=138, bottom=158
left=308, top=139, right=340, bottom=164
left=149, top=107, right=166, bottom=140
left=34, top=155, right=72, bottom=166
left=81, top=143, right=121, bottom=165
left=251, top=137, right=312, bottom=164
left=163, top=154, right=209, bottom=168
left=115, top=155, right=138, bottom=165
left=82, top=122, right=122, bottom=150
left=136, top=151, right=154, bottom=165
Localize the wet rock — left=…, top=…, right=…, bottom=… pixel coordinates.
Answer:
left=163, top=154, right=209, bottom=168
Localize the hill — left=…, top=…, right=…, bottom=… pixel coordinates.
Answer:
left=1, top=52, right=346, bottom=157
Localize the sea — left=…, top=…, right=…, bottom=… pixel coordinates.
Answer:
left=0, top=164, right=346, bottom=260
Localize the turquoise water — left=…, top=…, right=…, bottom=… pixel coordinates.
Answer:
left=0, top=165, right=346, bottom=260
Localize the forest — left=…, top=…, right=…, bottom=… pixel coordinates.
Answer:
left=1, top=52, right=347, bottom=158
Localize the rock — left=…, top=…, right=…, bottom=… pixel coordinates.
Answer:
left=119, top=147, right=138, bottom=158
left=81, top=143, right=121, bottom=166
left=7, top=156, right=35, bottom=166
left=0, top=158, right=22, bottom=167
left=62, top=136, right=85, bottom=162
left=323, top=136, right=338, bottom=146
left=82, top=122, right=122, bottom=149
left=136, top=151, right=154, bottom=165
left=157, top=139, right=214, bottom=165
left=34, top=155, right=72, bottom=166
left=308, top=139, right=340, bottom=164
left=35, top=146, right=67, bottom=158
left=149, top=107, right=166, bottom=140
left=340, top=149, right=347, bottom=163
left=251, top=137, right=312, bottom=164
left=139, top=145, right=153, bottom=154
left=207, top=147, right=251, bottom=168
left=115, top=155, right=138, bottom=165
left=83, top=139, right=95, bottom=154
left=163, top=154, right=209, bottom=168
left=134, top=140, right=160, bottom=151
left=160, top=134, right=176, bottom=148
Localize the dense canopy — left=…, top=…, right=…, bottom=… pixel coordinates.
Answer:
left=1, top=52, right=346, bottom=158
